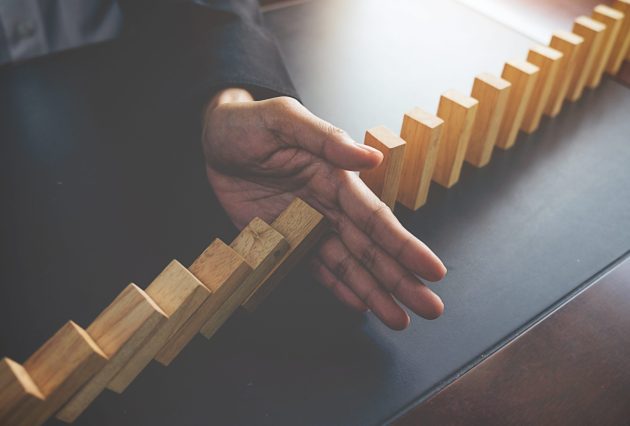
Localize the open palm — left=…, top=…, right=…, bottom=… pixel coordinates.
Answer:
left=203, top=93, right=446, bottom=330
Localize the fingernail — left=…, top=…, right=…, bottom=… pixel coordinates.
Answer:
left=356, top=143, right=381, bottom=155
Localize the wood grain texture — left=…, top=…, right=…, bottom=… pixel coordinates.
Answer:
left=155, top=239, right=251, bottom=366
left=568, top=16, right=606, bottom=101
left=107, top=260, right=210, bottom=393
left=359, top=126, right=407, bottom=209
left=199, top=218, right=289, bottom=338
left=57, top=285, right=166, bottom=423
left=546, top=31, right=584, bottom=117
left=496, top=60, right=539, bottom=150
left=397, top=108, right=444, bottom=210
left=7, top=322, right=108, bottom=426
left=242, top=198, right=327, bottom=312
left=432, top=90, right=478, bottom=188
left=521, top=45, right=563, bottom=134
left=609, top=0, right=630, bottom=73
left=590, top=5, right=624, bottom=87
left=0, top=358, right=45, bottom=425
left=465, top=73, right=511, bottom=168
left=395, top=257, right=630, bottom=426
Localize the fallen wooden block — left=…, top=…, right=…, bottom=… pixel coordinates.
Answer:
left=199, top=218, right=289, bottom=338
left=397, top=108, right=444, bottom=210
left=496, top=60, right=539, bottom=150
left=567, top=16, right=606, bottom=101
left=521, top=45, right=563, bottom=134
left=359, top=126, right=407, bottom=209
left=545, top=31, right=584, bottom=117
left=5, top=322, right=107, bottom=426
left=432, top=90, right=478, bottom=188
left=155, top=239, right=251, bottom=366
left=107, top=260, right=210, bottom=393
left=242, top=197, right=327, bottom=312
left=590, top=5, right=624, bottom=87
left=465, top=73, right=511, bottom=168
left=0, top=358, right=44, bottom=425
left=610, top=0, right=630, bottom=71
left=57, top=285, right=167, bottom=423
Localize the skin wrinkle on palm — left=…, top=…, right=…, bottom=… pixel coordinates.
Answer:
left=203, top=88, right=446, bottom=330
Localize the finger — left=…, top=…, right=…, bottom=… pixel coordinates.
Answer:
left=311, top=257, right=368, bottom=312
left=267, top=98, right=383, bottom=171
left=336, top=214, right=444, bottom=319
left=338, top=173, right=447, bottom=281
left=318, top=235, right=410, bottom=330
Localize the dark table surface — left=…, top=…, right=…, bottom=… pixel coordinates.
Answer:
left=1, top=1, right=629, bottom=425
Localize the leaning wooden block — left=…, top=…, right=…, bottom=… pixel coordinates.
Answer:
left=432, top=90, right=478, bottom=188
left=465, top=73, right=511, bottom=168
left=57, top=285, right=167, bottom=423
left=199, top=218, right=289, bottom=339
left=242, top=198, right=327, bottom=312
left=107, top=260, right=210, bottom=393
left=359, top=126, right=407, bottom=209
left=0, top=358, right=45, bottom=425
left=521, top=45, right=563, bottom=134
left=567, top=16, right=606, bottom=101
left=610, top=0, right=630, bottom=72
left=7, top=322, right=107, bottom=426
left=397, top=108, right=444, bottom=210
left=155, top=239, right=252, bottom=366
left=590, top=5, right=624, bottom=86
left=546, top=31, right=584, bottom=117
left=496, top=60, right=539, bottom=150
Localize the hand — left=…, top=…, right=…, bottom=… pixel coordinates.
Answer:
left=202, top=88, right=447, bottom=330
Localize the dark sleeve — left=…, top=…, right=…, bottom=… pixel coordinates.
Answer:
left=118, top=0, right=298, bottom=105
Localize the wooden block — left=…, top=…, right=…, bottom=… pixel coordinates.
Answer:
left=155, top=239, right=252, bottom=366
left=432, top=90, right=478, bottom=188
left=5, top=322, right=108, bottom=426
left=0, top=358, right=45, bottom=425
left=590, top=5, right=624, bottom=86
left=396, top=108, right=444, bottom=210
left=567, top=16, right=606, bottom=101
left=465, top=73, right=511, bottom=168
left=199, top=218, right=289, bottom=338
left=107, top=260, right=210, bottom=393
left=496, top=60, right=539, bottom=150
left=607, top=0, right=630, bottom=74
left=242, top=198, right=327, bottom=312
left=57, top=285, right=167, bottom=423
left=359, top=126, right=407, bottom=209
left=545, top=31, right=584, bottom=117
left=521, top=45, right=563, bottom=134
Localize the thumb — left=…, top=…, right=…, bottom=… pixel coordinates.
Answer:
left=277, top=98, right=383, bottom=171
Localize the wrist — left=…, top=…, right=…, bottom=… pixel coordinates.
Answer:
left=206, top=87, right=254, bottom=112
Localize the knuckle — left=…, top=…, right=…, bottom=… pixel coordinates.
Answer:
left=333, top=254, right=353, bottom=281
left=365, top=202, right=389, bottom=236
left=359, top=244, right=379, bottom=270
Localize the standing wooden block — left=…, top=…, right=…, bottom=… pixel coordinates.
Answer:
left=590, top=5, right=624, bottom=86
left=397, top=108, right=444, bottom=210
left=432, top=90, right=478, bottom=188
left=521, top=45, right=563, bottom=134
left=107, top=261, right=210, bottom=393
left=359, top=126, right=407, bottom=209
left=612, top=0, right=630, bottom=69
left=5, top=322, right=107, bottom=426
left=199, top=218, right=289, bottom=338
left=242, top=198, right=327, bottom=312
left=496, top=60, right=539, bottom=150
left=465, top=73, right=511, bottom=168
left=0, top=358, right=45, bottom=425
left=545, top=31, right=584, bottom=117
left=567, top=16, right=606, bottom=101
left=57, top=285, right=167, bottom=423
left=154, top=239, right=252, bottom=366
